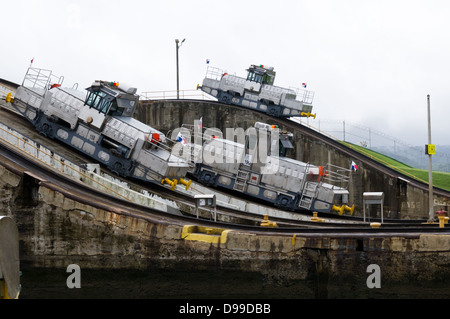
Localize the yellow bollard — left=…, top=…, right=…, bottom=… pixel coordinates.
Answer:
left=300, top=112, right=317, bottom=119
left=260, top=215, right=277, bottom=227
left=343, top=205, right=355, bottom=216
left=332, top=204, right=355, bottom=216
left=436, top=209, right=448, bottom=228
left=161, top=178, right=177, bottom=190
left=438, top=215, right=446, bottom=228
left=178, top=178, right=192, bottom=191
left=331, top=205, right=345, bottom=216
left=311, top=211, right=325, bottom=222
left=5, top=93, right=14, bottom=103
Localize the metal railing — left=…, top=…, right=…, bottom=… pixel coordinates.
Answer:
left=204, top=66, right=227, bottom=80
left=289, top=87, right=315, bottom=105
left=323, top=163, right=352, bottom=188
left=0, top=122, right=133, bottom=201
left=290, top=117, right=431, bottom=185
left=0, top=84, right=13, bottom=99
left=22, top=67, right=62, bottom=95
left=140, top=89, right=216, bottom=101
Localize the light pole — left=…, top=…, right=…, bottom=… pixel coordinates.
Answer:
left=426, top=94, right=434, bottom=222
left=175, top=38, right=185, bottom=99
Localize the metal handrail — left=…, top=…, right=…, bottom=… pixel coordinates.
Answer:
left=204, top=66, right=226, bottom=80
left=0, top=84, right=13, bottom=98
left=140, top=89, right=216, bottom=101
left=0, top=124, right=131, bottom=201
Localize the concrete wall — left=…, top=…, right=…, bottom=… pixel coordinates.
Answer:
left=1, top=160, right=450, bottom=298
left=137, top=100, right=450, bottom=219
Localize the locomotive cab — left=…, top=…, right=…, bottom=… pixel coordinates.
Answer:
left=279, top=132, right=294, bottom=157
left=79, top=81, right=139, bottom=129
left=244, top=65, right=276, bottom=92
left=253, top=122, right=294, bottom=158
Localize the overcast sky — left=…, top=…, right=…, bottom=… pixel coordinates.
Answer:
left=2, top=0, right=449, bottom=146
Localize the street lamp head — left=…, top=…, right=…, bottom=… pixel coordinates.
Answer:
left=176, top=38, right=186, bottom=47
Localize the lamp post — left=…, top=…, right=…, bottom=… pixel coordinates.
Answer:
left=426, top=94, right=434, bottom=222
left=175, top=38, right=185, bottom=99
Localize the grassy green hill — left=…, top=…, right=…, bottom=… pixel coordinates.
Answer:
left=342, top=142, right=450, bottom=191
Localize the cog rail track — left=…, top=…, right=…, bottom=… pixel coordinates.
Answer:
left=1, top=96, right=449, bottom=231
left=0, top=107, right=448, bottom=234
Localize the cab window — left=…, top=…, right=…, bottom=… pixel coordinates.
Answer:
left=107, top=101, right=125, bottom=116
left=247, top=71, right=263, bottom=83
left=262, top=73, right=275, bottom=85
left=85, top=90, right=113, bottom=114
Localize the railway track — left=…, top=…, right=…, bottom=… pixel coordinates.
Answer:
left=178, top=98, right=450, bottom=198
left=0, top=99, right=449, bottom=234
left=1, top=141, right=449, bottom=235
left=0, top=101, right=337, bottom=228
left=0, top=100, right=369, bottom=228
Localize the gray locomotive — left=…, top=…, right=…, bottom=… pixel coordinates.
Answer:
left=6, top=67, right=190, bottom=184
left=198, top=64, right=316, bottom=118
left=176, top=122, right=354, bottom=214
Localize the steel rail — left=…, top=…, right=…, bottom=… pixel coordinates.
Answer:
left=1, top=98, right=449, bottom=234
left=0, top=133, right=449, bottom=236
left=0, top=102, right=348, bottom=228
left=154, top=98, right=450, bottom=198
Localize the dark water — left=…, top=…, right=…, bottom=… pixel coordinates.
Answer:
left=18, top=266, right=450, bottom=300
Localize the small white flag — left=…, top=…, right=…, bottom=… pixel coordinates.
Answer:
left=176, top=132, right=187, bottom=145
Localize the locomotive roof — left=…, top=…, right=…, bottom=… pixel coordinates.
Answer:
left=247, top=64, right=276, bottom=75
left=88, top=80, right=138, bottom=98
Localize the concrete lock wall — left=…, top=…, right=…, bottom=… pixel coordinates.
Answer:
left=137, top=100, right=450, bottom=220
left=2, top=161, right=450, bottom=298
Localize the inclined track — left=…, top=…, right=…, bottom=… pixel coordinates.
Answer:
left=0, top=100, right=449, bottom=234
left=169, top=98, right=450, bottom=198
left=1, top=141, right=448, bottom=235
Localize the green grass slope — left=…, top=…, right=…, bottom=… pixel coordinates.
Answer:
left=342, top=142, right=450, bottom=191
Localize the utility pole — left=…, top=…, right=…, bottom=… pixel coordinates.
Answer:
left=343, top=120, right=345, bottom=142
left=427, top=94, right=434, bottom=222
left=175, top=38, right=185, bottom=99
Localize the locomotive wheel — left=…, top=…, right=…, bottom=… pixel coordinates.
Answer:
left=111, top=161, right=124, bottom=176
left=275, top=194, right=295, bottom=211
left=219, top=91, right=231, bottom=104
left=109, top=160, right=134, bottom=177
left=39, top=122, right=54, bottom=138
left=228, top=90, right=240, bottom=97
left=267, top=106, right=281, bottom=117
left=200, top=171, right=216, bottom=186
left=221, top=95, right=229, bottom=104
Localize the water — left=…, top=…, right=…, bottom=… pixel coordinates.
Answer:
left=18, top=266, right=450, bottom=299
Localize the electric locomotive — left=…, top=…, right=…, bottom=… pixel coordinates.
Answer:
left=178, top=122, right=353, bottom=214
left=6, top=67, right=190, bottom=184
left=198, top=64, right=316, bottom=118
